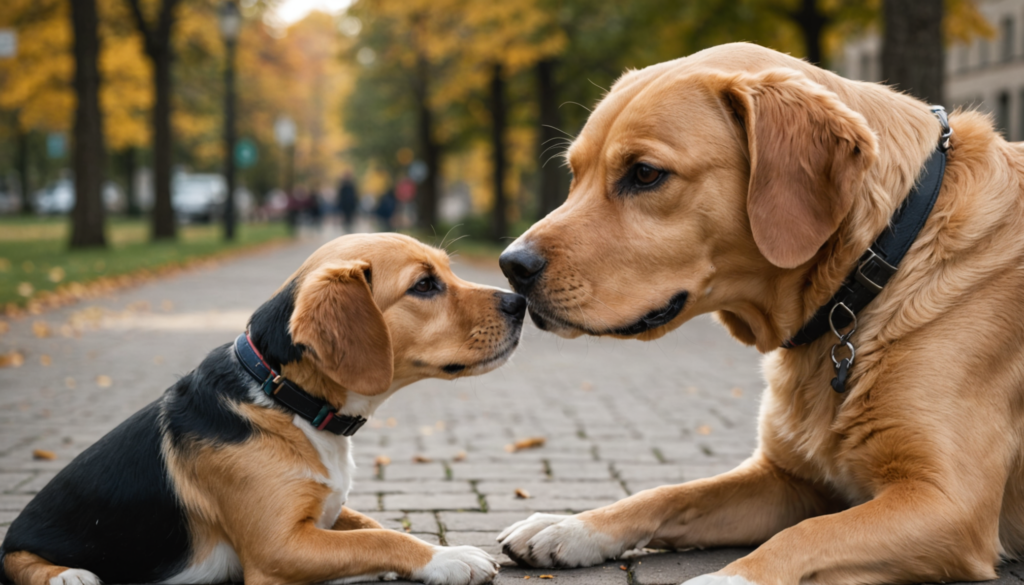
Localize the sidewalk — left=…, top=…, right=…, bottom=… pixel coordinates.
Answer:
left=0, top=231, right=1018, bottom=585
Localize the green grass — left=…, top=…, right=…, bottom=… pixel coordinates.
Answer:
left=0, top=217, right=290, bottom=309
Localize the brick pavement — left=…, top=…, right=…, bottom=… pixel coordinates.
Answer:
left=0, top=232, right=1019, bottom=585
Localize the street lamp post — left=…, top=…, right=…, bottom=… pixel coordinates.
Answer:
left=219, top=1, right=241, bottom=241
left=274, top=115, right=296, bottom=196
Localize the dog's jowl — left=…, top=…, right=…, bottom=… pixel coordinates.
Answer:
left=1, top=233, right=525, bottom=585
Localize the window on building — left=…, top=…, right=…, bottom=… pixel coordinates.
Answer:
left=958, top=44, right=971, bottom=72
left=997, top=91, right=1011, bottom=138
left=1018, top=89, right=1024, bottom=140
left=1002, top=17, right=1016, bottom=62
left=860, top=52, right=872, bottom=81
left=981, top=39, right=991, bottom=67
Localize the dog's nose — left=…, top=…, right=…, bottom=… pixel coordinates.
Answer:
left=498, top=292, right=527, bottom=320
left=499, top=246, right=547, bottom=292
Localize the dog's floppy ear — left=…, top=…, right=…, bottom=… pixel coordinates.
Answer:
left=289, top=260, right=393, bottom=396
left=718, top=69, right=878, bottom=268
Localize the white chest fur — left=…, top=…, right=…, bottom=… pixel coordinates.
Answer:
left=294, top=414, right=356, bottom=528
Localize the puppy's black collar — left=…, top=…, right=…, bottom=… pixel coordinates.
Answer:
left=233, top=332, right=367, bottom=436
left=782, top=106, right=951, bottom=349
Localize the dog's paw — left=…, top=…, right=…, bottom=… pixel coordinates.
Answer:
left=412, top=545, right=499, bottom=585
left=49, top=569, right=101, bottom=585
left=497, top=513, right=625, bottom=568
left=682, top=574, right=758, bottom=585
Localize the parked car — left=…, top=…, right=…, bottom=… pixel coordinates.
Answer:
left=172, top=173, right=225, bottom=223
left=34, top=179, right=124, bottom=214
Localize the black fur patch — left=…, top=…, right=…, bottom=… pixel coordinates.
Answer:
left=248, top=279, right=305, bottom=370
left=0, top=402, right=191, bottom=583
left=165, top=343, right=255, bottom=450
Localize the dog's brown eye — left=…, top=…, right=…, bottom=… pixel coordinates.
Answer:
left=414, top=279, right=433, bottom=293
left=634, top=164, right=662, bottom=186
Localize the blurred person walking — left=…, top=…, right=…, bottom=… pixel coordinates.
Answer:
left=337, top=172, right=359, bottom=233
left=375, top=186, right=397, bottom=232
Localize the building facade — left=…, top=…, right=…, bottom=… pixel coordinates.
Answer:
left=840, top=0, right=1024, bottom=140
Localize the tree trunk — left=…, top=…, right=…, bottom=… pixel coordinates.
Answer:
left=16, top=128, right=30, bottom=214
left=151, top=48, right=176, bottom=239
left=536, top=58, right=569, bottom=219
left=413, top=52, right=439, bottom=230
left=882, top=0, right=944, bottom=104
left=126, top=0, right=179, bottom=240
left=69, top=0, right=107, bottom=248
left=124, top=147, right=139, bottom=216
left=223, top=39, right=237, bottom=241
left=792, top=0, right=828, bottom=65
left=490, top=63, right=507, bottom=241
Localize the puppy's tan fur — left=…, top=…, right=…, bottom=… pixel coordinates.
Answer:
left=499, top=43, right=1024, bottom=584
left=7, top=234, right=515, bottom=585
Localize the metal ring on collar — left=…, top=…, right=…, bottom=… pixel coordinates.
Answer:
left=829, top=302, right=858, bottom=340
left=831, top=340, right=856, bottom=368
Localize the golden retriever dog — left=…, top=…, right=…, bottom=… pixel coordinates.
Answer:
left=496, top=42, right=1024, bottom=585
left=1, top=233, right=524, bottom=585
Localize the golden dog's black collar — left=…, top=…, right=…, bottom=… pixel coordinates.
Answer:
left=233, top=333, right=367, bottom=436
left=783, top=106, right=951, bottom=350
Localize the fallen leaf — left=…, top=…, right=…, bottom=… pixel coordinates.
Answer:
left=506, top=437, right=546, bottom=453
left=17, top=282, right=34, bottom=297
left=514, top=488, right=530, bottom=499
left=412, top=455, right=433, bottom=463
left=374, top=455, right=392, bottom=467
left=96, top=375, right=113, bottom=388
left=0, top=351, right=24, bottom=368
left=731, top=387, right=743, bottom=398
left=620, top=565, right=627, bottom=571
left=539, top=576, right=553, bottom=579
left=696, top=425, right=712, bottom=436
left=48, top=267, right=65, bottom=283
left=32, top=321, right=50, bottom=338
left=32, top=449, right=57, bottom=461
left=39, top=354, right=52, bottom=366
left=453, top=451, right=467, bottom=462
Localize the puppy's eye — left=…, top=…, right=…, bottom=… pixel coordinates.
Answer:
left=408, top=277, right=442, bottom=297
left=632, top=164, right=663, bottom=187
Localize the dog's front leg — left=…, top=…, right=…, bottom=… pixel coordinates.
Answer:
left=241, top=524, right=498, bottom=585
left=689, top=480, right=1001, bottom=585
left=331, top=506, right=383, bottom=531
left=498, top=454, right=832, bottom=568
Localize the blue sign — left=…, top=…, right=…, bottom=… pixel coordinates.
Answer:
left=235, top=138, right=257, bottom=169
left=46, top=133, right=65, bottom=159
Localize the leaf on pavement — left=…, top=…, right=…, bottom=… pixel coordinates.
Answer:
left=506, top=437, right=546, bottom=452
left=96, top=375, right=112, bottom=388
left=514, top=488, right=530, bottom=499
left=0, top=351, right=24, bottom=368
left=32, top=449, right=57, bottom=461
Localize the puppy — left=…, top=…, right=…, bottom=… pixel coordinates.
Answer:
left=497, top=43, right=1024, bottom=584
left=1, top=233, right=525, bottom=585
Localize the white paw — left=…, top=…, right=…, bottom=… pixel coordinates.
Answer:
left=49, top=569, right=102, bottom=585
left=412, top=545, right=499, bottom=585
left=497, top=513, right=627, bottom=568
left=682, top=574, right=758, bottom=585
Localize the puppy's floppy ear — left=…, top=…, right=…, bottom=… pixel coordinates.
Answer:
left=718, top=69, right=878, bottom=268
left=290, top=260, right=393, bottom=396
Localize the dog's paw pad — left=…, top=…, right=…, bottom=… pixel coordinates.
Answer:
left=49, top=569, right=102, bottom=585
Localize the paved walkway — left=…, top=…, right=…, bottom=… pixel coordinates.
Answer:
left=0, top=231, right=1019, bottom=585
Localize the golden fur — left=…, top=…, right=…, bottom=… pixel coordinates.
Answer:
left=498, top=42, right=1024, bottom=584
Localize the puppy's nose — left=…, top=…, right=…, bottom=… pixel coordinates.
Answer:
left=499, top=246, right=547, bottom=292
left=498, top=292, right=527, bottom=320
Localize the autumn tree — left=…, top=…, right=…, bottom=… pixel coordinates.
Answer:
left=126, top=0, right=180, bottom=240
left=70, top=0, right=107, bottom=248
